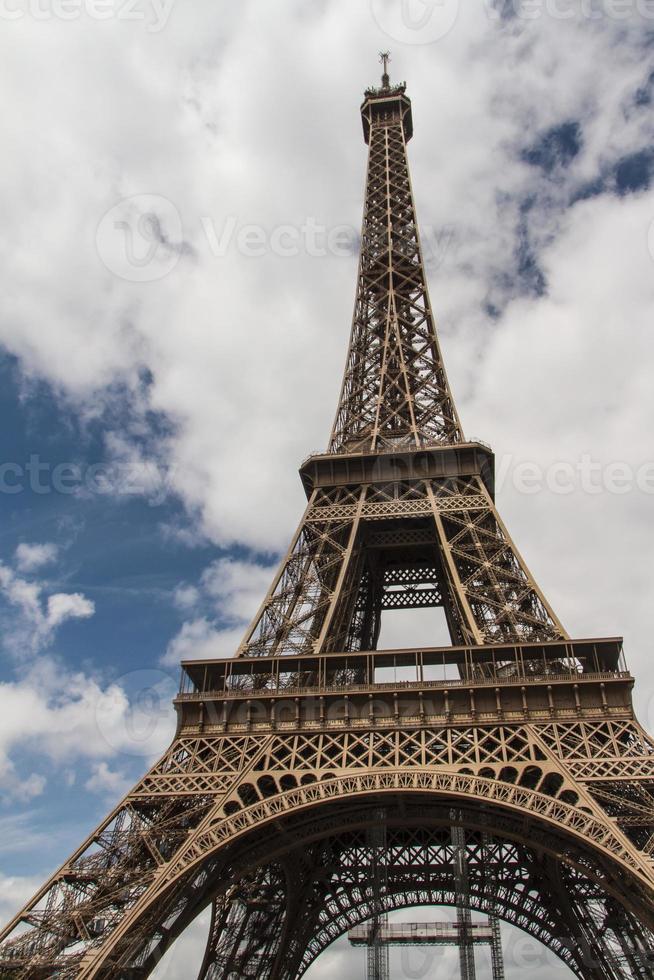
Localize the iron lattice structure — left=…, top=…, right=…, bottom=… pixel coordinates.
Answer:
left=349, top=829, right=506, bottom=980
left=349, top=911, right=505, bottom=980
left=365, top=810, right=389, bottom=980
left=2, top=66, right=654, bottom=980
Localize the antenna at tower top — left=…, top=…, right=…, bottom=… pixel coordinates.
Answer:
left=379, top=50, right=391, bottom=89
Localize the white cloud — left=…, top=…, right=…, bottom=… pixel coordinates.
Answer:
left=11, top=773, right=47, bottom=803
left=200, top=558, right=274, bottom=622
left=0, top=770, right=47, bottom=805
left=0, top=537, right=176, bottom=799
left=0, top=658, right=176, bottom=803
left=304, top=937, right=359, bottom=980
left=150, top=909, right=211, bottom=980
left=0, top=6, right=650, bottom=563
left=163, top=558, right=276, bottom=665
left=46, top=592, right=95, bottom=629
left=172, top=584, right=200, bottom=611
left=0, top=564, right=42, bottom=624
left=0, top=870, right=43, bottom=928
left=0, top=560, right=95, bottom=656
left=463, top=185, right=654, bottom=710
left=0, top=813, right=50, bottom=858
left=0, top=672, right=106, bottom=769
left=84, top=761, right=131, bottom=800
left=14, top=543, right=58, bottom=573
left=162, top=617, right=243, bottom=665
left=100, top=431, right=171, bottom=503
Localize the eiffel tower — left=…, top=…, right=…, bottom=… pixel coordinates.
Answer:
left=2, top=57, right=654, bottom=980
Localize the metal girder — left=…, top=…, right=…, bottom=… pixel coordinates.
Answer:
left=348, top=921, right=496, bottom=945
left=453, top=822, right=477, bottom=980
left=237, top=475, right=566, bottom=657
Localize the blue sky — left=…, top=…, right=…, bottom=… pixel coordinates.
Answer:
left=1, top=2, right=654, bottom=978
left=0, top=355, right=193, bottom=666
left=0, top=351, right=184, bottom=872
left=0, top=349, right=275, bottom=877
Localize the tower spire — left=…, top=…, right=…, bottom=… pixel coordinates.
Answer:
left=380, top=50, right=391, bottom=89
left=330, top=72, right=462, bottom=453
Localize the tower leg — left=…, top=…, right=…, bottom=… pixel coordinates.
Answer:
left=489, top=915, right=505, bottom=980
left=197, top=864, right=289, bottom=980
left=482, top=835, right=505, bottom=980
left=366, top=809, right=389, bottom=980
left=453, top=822, right=476, bottom=980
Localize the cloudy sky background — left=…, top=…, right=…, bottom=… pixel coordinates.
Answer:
left=1, top=1, right=654, bottom=976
